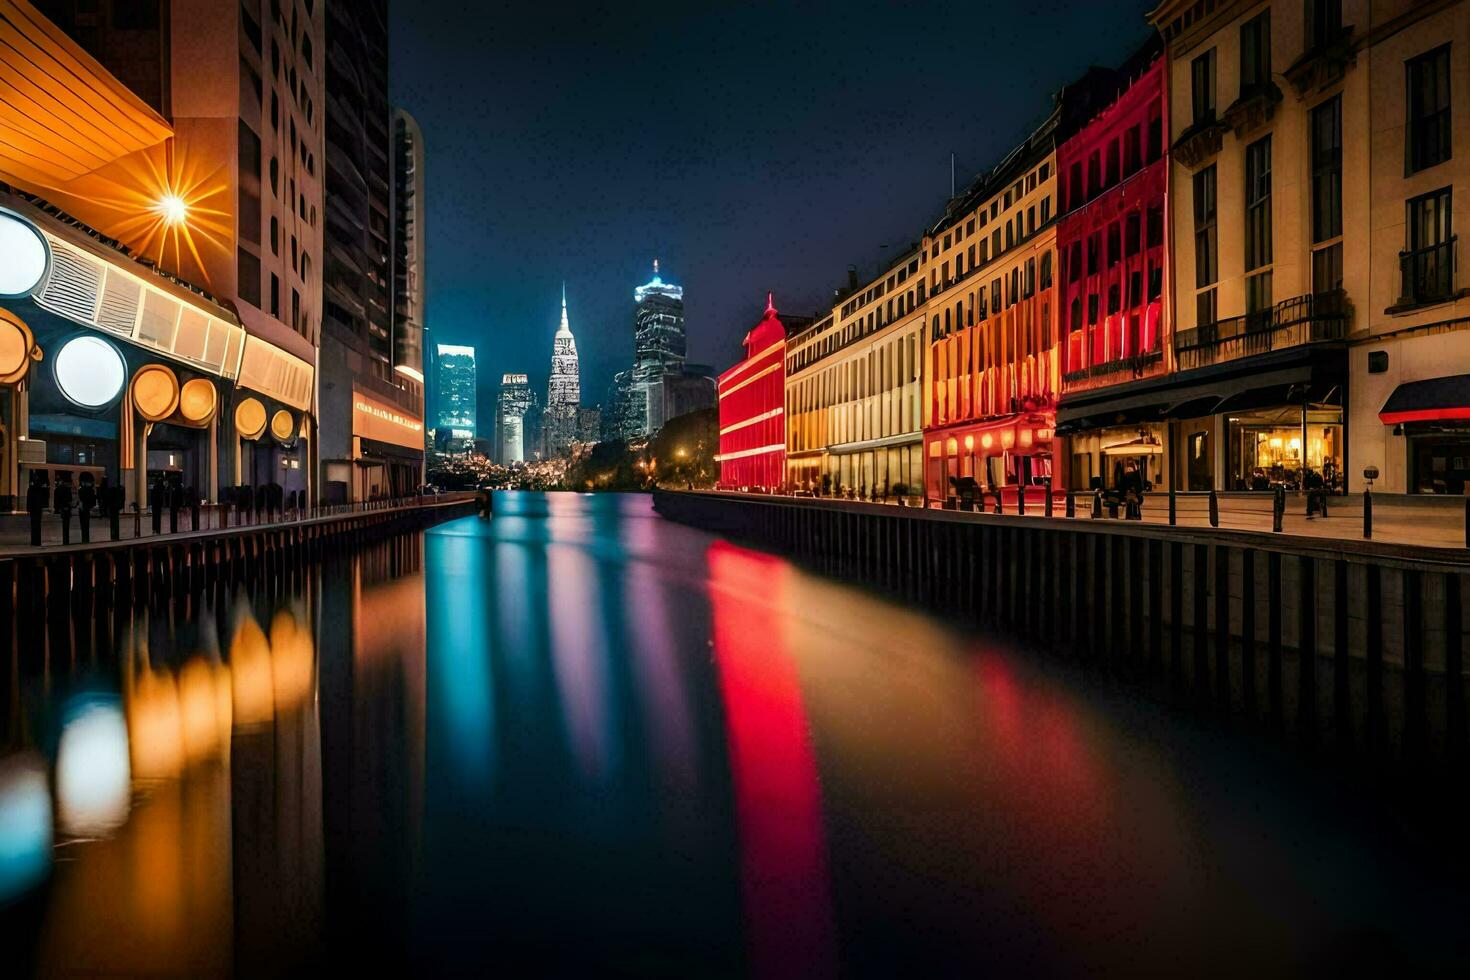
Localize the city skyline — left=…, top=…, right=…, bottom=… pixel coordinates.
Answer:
left=389, top=0, right=1156, bottom=425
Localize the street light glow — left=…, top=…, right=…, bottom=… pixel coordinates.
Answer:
left=156, top=193, right=188, bottom=224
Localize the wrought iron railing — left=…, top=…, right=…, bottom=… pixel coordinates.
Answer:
left=1397, top=237, right=1457, bottom=308
left=1174, top=290, right=1348, bottom=372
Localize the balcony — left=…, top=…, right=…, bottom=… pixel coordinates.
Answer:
left=1283, top=26, right=1357, bottom=99
left=1391, top=237, right=1465, bottom=313
left=1175, top=291, right=1348, bottom=373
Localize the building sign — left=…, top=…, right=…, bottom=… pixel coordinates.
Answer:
left=353, top=388, right=424, bottom=451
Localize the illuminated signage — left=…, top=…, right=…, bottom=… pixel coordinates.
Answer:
left=353, top=388, right=425, bottom=451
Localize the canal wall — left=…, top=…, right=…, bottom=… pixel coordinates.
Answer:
left=653, top=490, right=1470, bottom=763
left=0, top=497, right=476, bottom=640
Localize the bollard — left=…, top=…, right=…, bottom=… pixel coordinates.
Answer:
left=1092, top=490, right=1103, bottom=519
left=1044, top=480, right=1053, bottom=517
left=1066, top=490, right=1076, bottom=518
left=1465, top=498, right=1470, bottom=549
left=1363, top=488, right=1373, bottom=539
left=1168, top=483, right=1177, bottom=526
left=1208, top=489, right=1219, bottom=528
left=993, top=490, right=1002, bottom=516
left=1273, top=486, right=1285, bottom=533
left=1017, top=486, right=1025, bottom=516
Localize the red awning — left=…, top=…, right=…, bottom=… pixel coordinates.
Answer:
left=1379, top=375, right=1470, bottom=425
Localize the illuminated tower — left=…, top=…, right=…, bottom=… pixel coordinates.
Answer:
left=543, top=285, right=581, bottom=457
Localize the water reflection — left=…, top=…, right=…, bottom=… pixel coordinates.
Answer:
left=1, top=492, right=1468, bottom=975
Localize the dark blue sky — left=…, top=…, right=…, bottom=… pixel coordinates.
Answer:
left=389, top=1, right=1154, bottom=423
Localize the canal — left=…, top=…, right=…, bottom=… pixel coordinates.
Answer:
left=2, top=491, right=1468, bottom=976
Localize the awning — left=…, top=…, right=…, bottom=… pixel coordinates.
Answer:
left=1102, top=437, right=1164, bottom=455
left=1379, top=375, right=1470, bottom=425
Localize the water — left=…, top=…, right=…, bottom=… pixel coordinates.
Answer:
left=2, top=491, right=1467, bottom=976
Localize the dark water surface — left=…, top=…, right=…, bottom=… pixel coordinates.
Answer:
left=2, top=492, right=1468, bottom=976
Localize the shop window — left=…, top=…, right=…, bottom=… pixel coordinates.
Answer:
left=1228, top=406, right=1342, bottom=492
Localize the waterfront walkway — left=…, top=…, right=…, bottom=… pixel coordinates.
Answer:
left=745, top=490, right=1470, bottom=550
left=0, top=492, right=474, bottom=555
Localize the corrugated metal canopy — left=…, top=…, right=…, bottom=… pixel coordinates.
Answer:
left=0, top=0, right=173, bottom=189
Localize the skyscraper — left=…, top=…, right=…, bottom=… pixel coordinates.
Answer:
left=496, top=374, right=532, bottom=464
left=435, top=344, right=477, bottom=451
left=392, top=109, right=427, bottom=385
left=542, top=285, right=581, bottom=458
left=630, top=260, right=686, bottom=435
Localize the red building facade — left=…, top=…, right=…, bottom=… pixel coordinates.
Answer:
left=1054, top=46, right=1171, bottom=490
left=717, top=296, right=788, bottom=490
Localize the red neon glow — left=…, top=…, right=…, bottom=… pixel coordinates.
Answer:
left=708, top=541, right=836, bottom=979
left=1379, top=407, right=1470, bottom=425
left=717, top=297, right=789, bottom=490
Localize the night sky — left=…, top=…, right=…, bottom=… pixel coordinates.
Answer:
left=388, top=1, right=1155, bottom=424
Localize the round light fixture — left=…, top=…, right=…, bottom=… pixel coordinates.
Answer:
left=54, top=335, right=126, bottom=409
left=235, top=397, right=267, bottom=439
left=270, top=409, right=296, bottom=443
left=156, top=194, right=188, bottom=225
left=0, top=210, right=48, bottom=297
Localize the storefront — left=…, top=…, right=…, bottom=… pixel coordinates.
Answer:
left=1066, top=423, right=1168, bottom=491
left=924, top=413, right=1054, bottom=504
left=1378, top=374, right=1470, bottom=494
left=350, top=387, right=424, bottom=500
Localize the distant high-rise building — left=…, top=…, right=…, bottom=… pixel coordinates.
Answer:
left=629, top=260, right=686, bottom=436
left=576, top=406, right=603, bottom=445
left=392, top=109, right=427, bottom=385
left=543, top=286, right=581, bottom=458
left=435, top=344, right=477, bottom=451
left=496, top=373, right=533, bottom=463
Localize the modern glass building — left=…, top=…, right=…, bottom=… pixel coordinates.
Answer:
left=496, top=373, right=532, bottom=463
left=631, top=260, right=686, bottom=435
left=435, top=344, right=477, bottom=451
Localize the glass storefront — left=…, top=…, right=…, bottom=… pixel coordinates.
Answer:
left=1067, top=423, right=1167, bottom=491
left=1226, top=405, right=1343, bottom=491
left=1408, top=430, right=1470, bottom=494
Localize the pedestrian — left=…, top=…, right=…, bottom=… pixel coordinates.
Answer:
left=104, top=478, right=122, bottom=541
left=168, top=479, right=183, bottom=533
left=54, top=476, right=73, bottom=546
left=1119, top=460, right=1145, bottom=520
left=187, top=485, right=201, bottom=530
left=78, top=473, right=97, bottom=544
left=26, top=472, right=47, bottom=546
left=149, top=477, right=164, bottom=534
left=1305, top=466, right=1325, bottom=519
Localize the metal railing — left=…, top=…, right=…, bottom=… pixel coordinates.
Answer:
left=1397, top=237, right=1458, bottom=308
left=1174, top=290, right=1347, bottom=371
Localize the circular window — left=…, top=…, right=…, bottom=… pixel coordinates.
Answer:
left=0, top=211, right=48, bottom=297
left=235, top=397, right=267, bottom=439
left=270, top=409, right=296, bottom=442
left=54, top=336, right=125, bottom=409
left=177, top=378, right=218, bottom=425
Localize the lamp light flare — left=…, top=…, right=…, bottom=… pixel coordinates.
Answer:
left=156, top=193, right=188, bottom=224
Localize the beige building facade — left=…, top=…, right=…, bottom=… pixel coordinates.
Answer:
left=784, top=253, right=927, bottom=497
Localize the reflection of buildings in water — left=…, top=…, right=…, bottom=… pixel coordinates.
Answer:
left=0, top=753, right=52, bottom=904
left=548, top=545, right=618, bottom=784
left=28, top=599, right=325, bottom=976
left=706, top=541, right=836, bottom=980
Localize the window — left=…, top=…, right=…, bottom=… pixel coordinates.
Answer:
left=237, top=248, right=261, bottom=307
left=1123, top=126, right=1141, bottom=177
left=1068, top=163, right=1083, bottom=209
left=1245, top=136, right=1272, bottom=272
left=1106, top=138, right=1120, bottom=186
left=1240, top=10, right=1271, bottom=93
left=1310, top=97, right=1342, bottom=244
left=1147, top=112, right=1163, bottom=160
left=1403, top=187, right=1455, bottom=303
left=270, top=272, right=280, bottom=317
left=1193, top=166, right=1218, bottom=324
left=1306, top=0, right=1342, bottom=51
left=1191, top=49, right=1216, bottom=125
left=1311, top=96, right=1343, bottom=296
left=1087, top=151, right=1101, bottom=197
left=1087, top=232, right=1100, bottom=276
left=1407, top=45, right=1452, bottom=173
left=270, top=217, right=278, bottom=254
